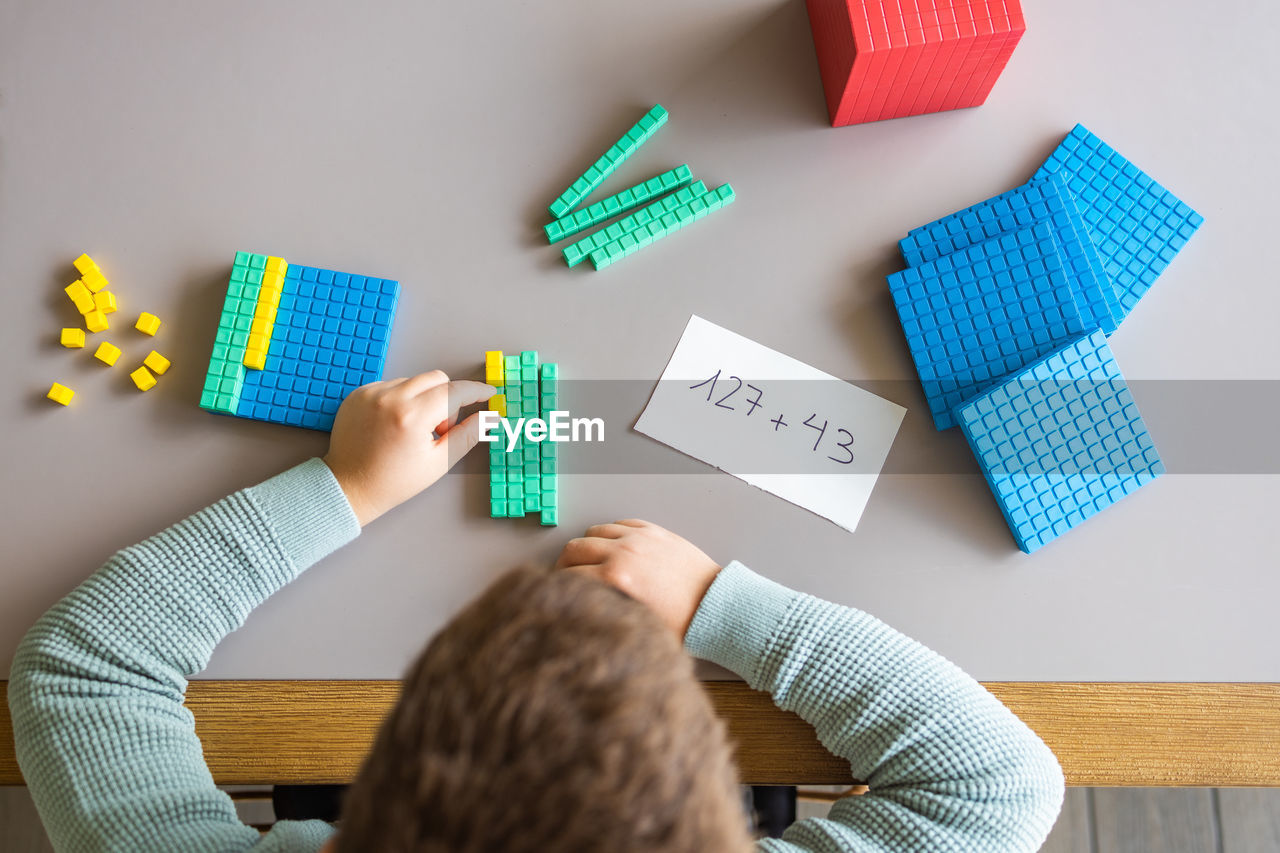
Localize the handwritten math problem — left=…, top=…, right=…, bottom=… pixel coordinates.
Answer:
left=688, top=369, right=856, bottom=464
left=636, top=316, right=906, bottom=533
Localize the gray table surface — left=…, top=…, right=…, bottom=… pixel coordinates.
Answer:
left=2, top=0, right=1277, bottom=681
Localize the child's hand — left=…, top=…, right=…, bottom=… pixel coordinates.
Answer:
left=555, top=519, right=723, bottom=638
left=323, top=371, right=495, bottom=526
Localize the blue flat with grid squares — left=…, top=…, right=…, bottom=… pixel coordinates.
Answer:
left=899, top=172, right=1121, bottom=335
left=1033, top=123, right=1203, bottom=318
left=954, top=329, right=1165, bottom=553
left=200, top=252, right=399, bottom=432
left=887, top=221, right=1088, bottom=430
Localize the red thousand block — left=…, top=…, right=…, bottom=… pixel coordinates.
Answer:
left=805, top=0, right=1026, bottom=127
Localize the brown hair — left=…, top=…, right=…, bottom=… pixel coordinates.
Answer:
left=335, top=566, right=751, bottom=853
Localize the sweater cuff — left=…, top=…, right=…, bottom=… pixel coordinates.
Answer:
left=246, top=458, right=361, bottom=573
left=683, top=561, right=801, bottom=685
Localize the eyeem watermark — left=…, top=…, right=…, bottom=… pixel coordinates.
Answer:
left=479, top=410, right=604, bottom=452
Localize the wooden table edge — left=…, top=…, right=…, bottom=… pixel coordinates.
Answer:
left=3, top=680, right=1278, bottom=787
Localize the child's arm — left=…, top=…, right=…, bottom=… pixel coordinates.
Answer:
left=8, top=372, right=493, bottom=852
left=557, top=520, right=1065, bottom=853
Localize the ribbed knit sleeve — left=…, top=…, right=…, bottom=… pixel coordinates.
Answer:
left=685, top=562, right=1065, bottom=853
left=8, top=458, right=360, bottom=852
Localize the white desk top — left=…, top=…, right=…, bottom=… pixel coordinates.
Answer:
left=2, top=0, right=1276, bottom=680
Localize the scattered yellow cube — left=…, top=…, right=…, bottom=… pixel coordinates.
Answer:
left=489, top=393, right=507, bottom=417
left=143, top=350, right=170, bottom=375
left=94, top=341, right=122, bottom=366
left=81, top=269, right=109, bottom=293
left=60, top=328, right=85, bottom=348
left=66, top=280, right=94, bottom=313
left=65, top=279, right=90, bottom=301
left=130, top=366, right=156, bottom=391
left=47, top=383, right=75, bottom=405
left=85, top=310, right=108, bottom=333
left=93, top=290, right=118, bottom=314
left=73, top=254, right=99, bottom=276
left=135, top=312, right=161, bottom=336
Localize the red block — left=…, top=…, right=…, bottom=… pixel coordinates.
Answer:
left=806, top=0, right=1026, bottom=127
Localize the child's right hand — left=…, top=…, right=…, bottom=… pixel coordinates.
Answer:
left=555, top=519, right=723, bottom=638
left=323, top=371, right=495, bottom=526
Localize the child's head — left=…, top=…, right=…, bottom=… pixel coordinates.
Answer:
left=333, top=566, right=752, bottom=853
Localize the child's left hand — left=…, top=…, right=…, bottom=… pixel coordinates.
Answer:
left=323, top=370, right=495, bottom=526
left=555, top=519, right=723, bottom=638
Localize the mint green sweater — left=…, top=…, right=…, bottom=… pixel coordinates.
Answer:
left=9, top=459, right=1064, bottom=852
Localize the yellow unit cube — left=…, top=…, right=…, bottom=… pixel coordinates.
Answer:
left=489, top=393, right=507, bottom=417
left=244, top=350, right=267, bottom=370
left=65, top=279, right=91, bottom=301
left=85, top=310, right=109, bottom=333
left=143, top=350, right=170, bottom=375
left=485, top=350, right=505, bottom=387
left=60, top=328, right=85, bottom=348
left=94, top=290, right=118, bottom=314
left=73, top=254, right=99, bottom=276
left=81, top=269, right=109, bottom=293
left=47, top=382, right=75, bottom=405
left=130, top=366, right=156, bottom=391
left=66, top=280, right=94, bottom=313
left=135, top=312, right=161, bottom=336
left=94, top=341, right=122, bottom=365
